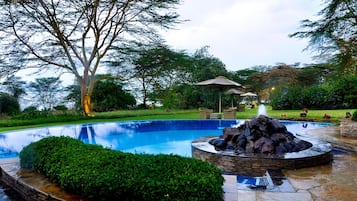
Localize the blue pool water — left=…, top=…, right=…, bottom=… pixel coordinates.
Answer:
left=0, top=120, right=333, bottom=158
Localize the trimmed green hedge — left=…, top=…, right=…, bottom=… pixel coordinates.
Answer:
left=19, top=136, right=224, bottom=201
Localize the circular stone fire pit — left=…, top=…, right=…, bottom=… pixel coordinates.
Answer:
left=192, top=115, right=333, bottom=176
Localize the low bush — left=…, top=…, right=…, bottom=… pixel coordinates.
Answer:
left=352, top=110, right=357, bottom=121
left=20, top=136, right=224, bottom=201
left=12, top=109, right=82, bottom=120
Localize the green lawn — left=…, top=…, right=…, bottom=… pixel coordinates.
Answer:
left=96, top=105, right=356, bottom=122
left=0, top=106, right=355, bottom=132
left=115, top=106, right=354, bottom=122
left=242, top=105, right=355, bottom=122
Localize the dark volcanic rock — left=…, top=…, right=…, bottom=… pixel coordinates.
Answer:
left=209, top=115, right=313, bottom=155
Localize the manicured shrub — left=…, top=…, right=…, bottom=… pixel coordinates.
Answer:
left=20, top=136, right=224, bottom=201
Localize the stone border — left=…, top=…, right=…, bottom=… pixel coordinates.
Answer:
left=0, top=158, right=83, bottom=201
left=0, top=167, right=64, bottom=201
left=192, top=137, right=333, bottom=176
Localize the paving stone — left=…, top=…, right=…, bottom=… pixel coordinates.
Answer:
left=237, top=190, right=256, bottom=201
left=257, top=191, right=312, bottom=201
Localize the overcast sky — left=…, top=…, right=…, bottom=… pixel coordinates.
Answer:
left=14, top=0, right=324, bottom=83
left=162, top=0, right=323, bottom=71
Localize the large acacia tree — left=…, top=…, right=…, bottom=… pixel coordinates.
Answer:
left=0, top=0, right=181, bottom=116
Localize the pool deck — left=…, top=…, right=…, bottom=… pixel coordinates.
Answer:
left=223, top=174, right=313, bottom=201
left=0, top=157, right=313, bottom=201
left=1, top=126, right=357, bottom=201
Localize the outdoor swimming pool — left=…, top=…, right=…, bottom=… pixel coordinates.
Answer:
left=0, top=120, right=333, bottom=158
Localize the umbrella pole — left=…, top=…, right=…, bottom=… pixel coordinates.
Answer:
left=219, top=92, right=222, bottom=113
left=231, top=95, right=234, bottom=108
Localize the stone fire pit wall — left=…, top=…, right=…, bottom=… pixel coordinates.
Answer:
left=192, top=137, right=333, bottom=177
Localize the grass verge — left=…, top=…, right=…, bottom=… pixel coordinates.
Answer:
left=1, top=106, right=355, bottom=132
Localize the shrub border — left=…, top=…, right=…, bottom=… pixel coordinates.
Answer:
left=19, top=136, right=224, bottom=201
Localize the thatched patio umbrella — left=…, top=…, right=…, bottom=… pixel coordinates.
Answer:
left=225, top=88, right=244, bottom=107
left=241, top=92, right=258, bottom=106
left=240, top=92, right=257, bottom=97
left=196, top=76, right=242, bottom=113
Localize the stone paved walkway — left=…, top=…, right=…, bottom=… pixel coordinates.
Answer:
left=223, top=174, right=313, bottom=201
left=222, top=125, right=357, bottom=201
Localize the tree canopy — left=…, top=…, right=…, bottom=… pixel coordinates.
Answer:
left=290, top=0, right=357, bottom=75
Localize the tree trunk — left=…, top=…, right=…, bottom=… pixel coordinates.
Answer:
left=79, top=76, right=95, bottom=117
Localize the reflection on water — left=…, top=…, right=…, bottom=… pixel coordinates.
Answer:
left=0, top=120, right=332, bottom=158
left=78, top=124, right=96, bottom=144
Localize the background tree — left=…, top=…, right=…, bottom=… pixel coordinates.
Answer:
left=91, top=77, right=136, bottom=112
left=145, top=47, right=192, bottom=109
left=188, top=47, right=232, bottom=110
left=0, top=92, right=20, bottom=116
left=297, top=64, right=334, bottom=87
left=1, top=75, right=26, bottom=100
left=28, top=77, right=63, bottom=110
left=327, top=75, right=357, bottom=108
left=0, top=0, right=181, bottom=116
left=231, top=69, right=259, bottom=89
left=290, top=0, right=357, bottom=76
left=248, top=64, right=299, bottom=101
left=129, top=45, right=190, bottom=108
left=0, top=53, right=21, bottom=78
left=189, top=46, right=229, bottom=82
left=65, top=84, right=81, bottom=111
left=115, top=45, right=233, bottom=110
left=66, top=76, right=136, bottom=112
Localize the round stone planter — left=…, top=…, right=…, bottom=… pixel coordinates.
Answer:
left=192, top=136, right=333, bottom=176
